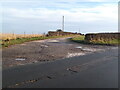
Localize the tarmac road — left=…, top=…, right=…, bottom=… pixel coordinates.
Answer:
left=2, top=37, right=117, bottom=69
left=3, top=46, right=118, bottom=88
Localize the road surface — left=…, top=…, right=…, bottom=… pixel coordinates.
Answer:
left=3, top=43, right=118, bottom=88
left=2, top=37, right=116, bottom=69
left=2, top=38, right=118, bottom=88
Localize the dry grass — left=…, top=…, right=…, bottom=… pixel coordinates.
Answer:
left=0, top=33, right=78, bottom=47
left=0, top=33, right=43, bottom=40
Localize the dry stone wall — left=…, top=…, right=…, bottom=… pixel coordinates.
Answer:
left=85, top=33, right=120, bottom=42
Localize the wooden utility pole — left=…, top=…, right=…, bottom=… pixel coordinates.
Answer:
left=62, top=16, right=64, bottom=31
left=79, top=28, right=80, bottom=33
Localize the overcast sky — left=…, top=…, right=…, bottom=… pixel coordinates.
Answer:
left=0, top=0, right=118, bottom=34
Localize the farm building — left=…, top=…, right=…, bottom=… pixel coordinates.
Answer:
left=47, top=29, right=82, bottom=36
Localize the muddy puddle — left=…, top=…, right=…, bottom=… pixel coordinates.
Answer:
left=15, top=58, right=26, bottom=61
left=66, top=53, right=86, bottom=58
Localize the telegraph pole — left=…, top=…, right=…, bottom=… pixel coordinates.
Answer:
left=62, top=16, right=64, bottom=31
left=79, top=28, right=80, bottom=33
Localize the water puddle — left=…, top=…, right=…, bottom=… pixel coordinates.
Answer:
left=75, top=46, right=95, bottom=51
left=82, top=48, right=93, bottom=51
left=66, top=53, right=85, bottom=58
left=15, top=58, right=26, bottom=61
left=48, top=40, right=59, bottom=43
left=41, top=45, right=48, bottom=47
left=83, top=48, right=104, bottom=52
left=75, top=46, right=82, bottom=49
left=111, top=47, right=118, bottom=49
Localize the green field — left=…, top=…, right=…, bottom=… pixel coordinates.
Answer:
left=89, top=39, right=120, bottom=45
left=70, top=35, right=86, bottom=43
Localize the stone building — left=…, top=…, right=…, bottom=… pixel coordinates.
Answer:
left=47, top=29, right=82, bottom=36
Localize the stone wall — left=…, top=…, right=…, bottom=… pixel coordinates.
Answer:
left=85, top=33, right=120, bottom=42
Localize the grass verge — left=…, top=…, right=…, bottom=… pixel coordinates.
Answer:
left=70, top=35, right=120, bottom=46
left=89, top=39, right=120, bottom=45
left=1, top=35, right=76, bottom=48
